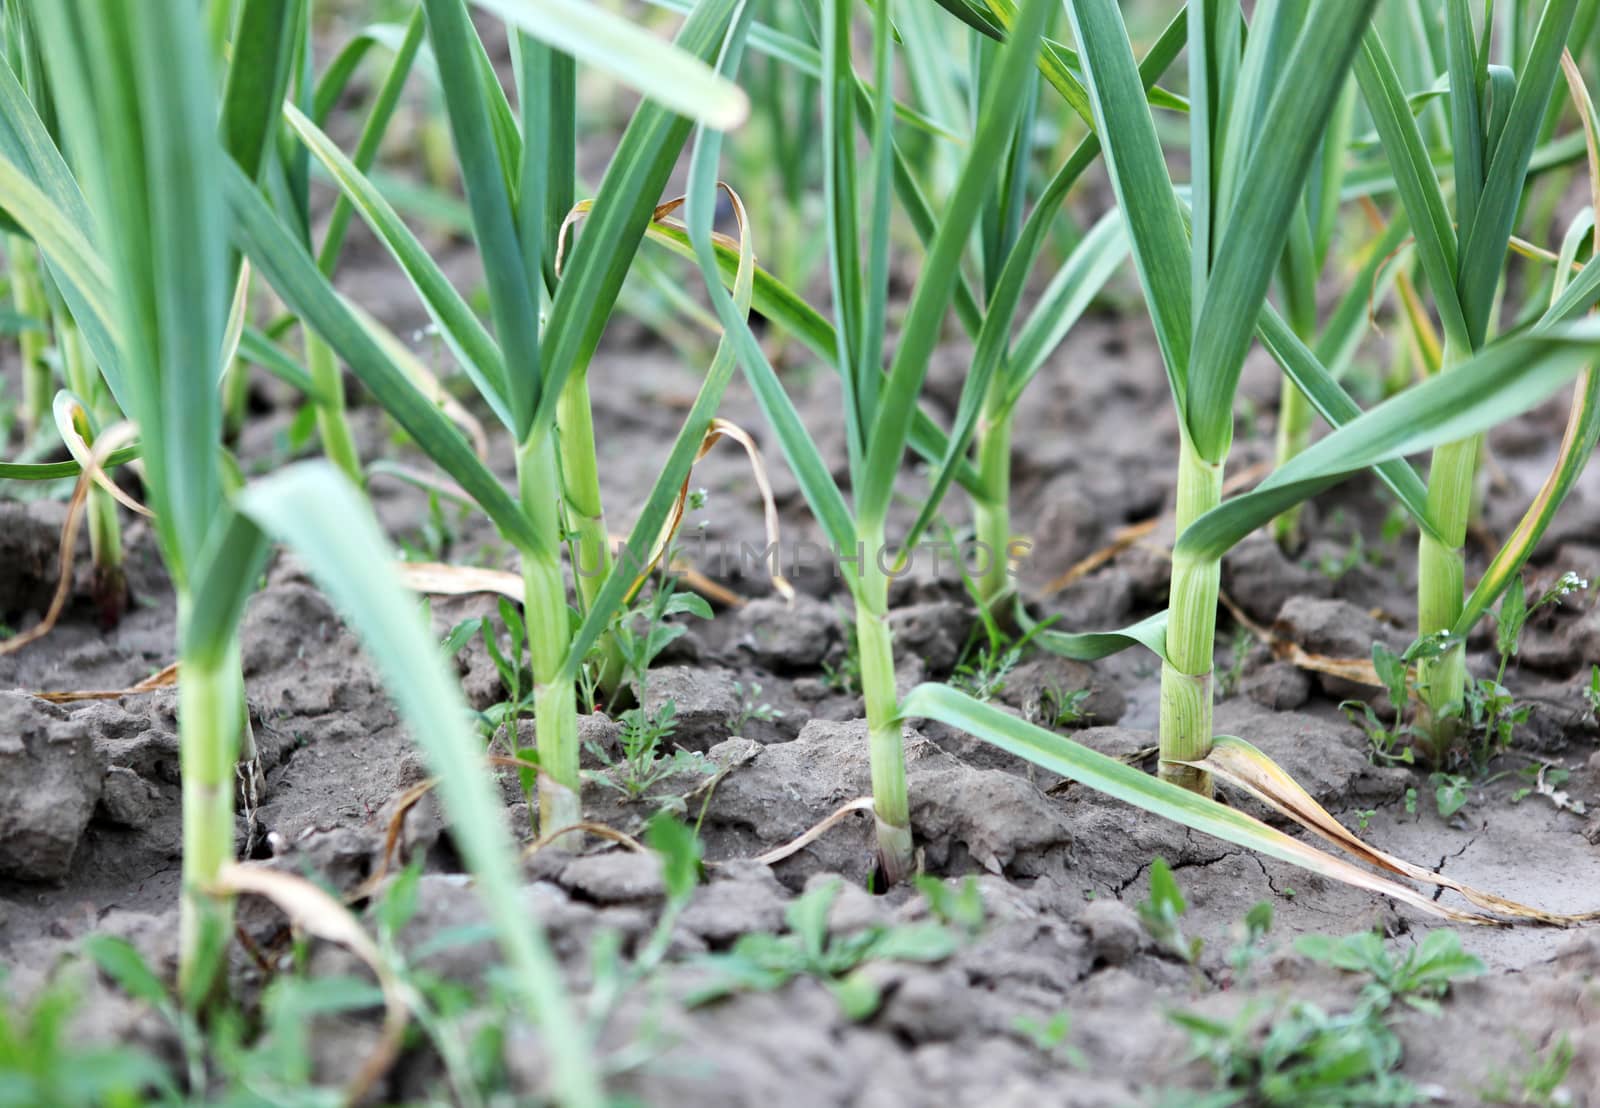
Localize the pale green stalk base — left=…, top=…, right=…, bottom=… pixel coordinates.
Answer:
left=556, top=372, right=624, bottom=697
left=222, top=356, right=251, bottom=443
left=177, top=636, right=244, bottom=1005
left=11, top=238, right=49, bottom=434
left=857, top=593, right=914, bottom=884
left=1159, top=438, right=1222, bottom=796
left=305, top=332, right=363, bottom=487
left=86, top=487, right=125, bottom=628
left=972, top=401, right=1014, bottom=608
left=518, top=436, right=583, bottom=848
left=59, top=317, right=127, bottom=627
left=1271, top=382, right=1313, bottom=549
left=1414, top=433, right=1479, bottom=762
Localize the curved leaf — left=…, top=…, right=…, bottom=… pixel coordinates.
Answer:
left=1176, top=325, right=1600, bottom=563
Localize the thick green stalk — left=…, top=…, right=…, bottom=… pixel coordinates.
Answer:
left=855, top=520, right=913, bottom=884
left=1271, top=382, right=1313, bottom=547
left=555, top=371, right=623, bottom=695
left=517, top=433, right=581, bottom=845
left=972, top=378, right=1013, bottom=607
left=59, top=315, right=125, bottom=627
left=303, top=331, right=362, bottom=486
left=177, top=631, right=244, bottom=1004
left=221, top=353, right=251, bottom=442
left=1415, top=430, right=1478, bottom=760
left=10, top=236, right=49, bottom=433
left=1159, top=434, right=1223, bottom=795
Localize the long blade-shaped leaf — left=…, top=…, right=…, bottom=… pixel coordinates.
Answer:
left=1176, top=324, right=1600, bottom=562
left=856, top=0, right=1052, bottom=528
left=229, top=463, right=603, bottom=1108
left=31, top=0, right=227, bottom=577
left=1444, top=0, right=1485, bottom=234
left=468, top=0, right=747, bottom=129
left=1456, top=0, right=1578, bottom=345
left=1256, top=304, right=1440, bottom=541
left=1353, top=27, right=1472, bottom=350
left=1184, top=0, right=1379, bottom=461
left=1455, top=367, right=1600, bottom=634
left=283, top=102, right=514, bottom=429
left=219, top=0, right=303, bottom=182
left=421, top=0, right=543, bottom=439
left=0, top=57, right=122, bottom=402
left=223, top=161, right=543, bottom=557
left=564, top=8, right=758, bottom=681
left=1062, top=0, right=1192, bottom=410
left=534, top=0, right=743, bottom=437
left=901, top=685, right=1503, bottom=923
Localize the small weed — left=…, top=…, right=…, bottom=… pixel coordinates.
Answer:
left=822, top=608, right=863, bottom=695
left=727, top=680, right=783, bottom=733
left=1216, top=625, right=1254, bottom=700
left=1585, top=664, right=1600, bottom=724
left=913, top=874, right=987, bottom=935
left=1507, top=763, right=1586, bottom=816
left=686, top=879, right=964, bottom=1020
left=0, top=959, right=173, bottom=1106
left=588, top=572, right=715, bottom=806
left=1012, top=1010, right=1086, bottom=1067
left=1481, top=1036, right=1576, bottom=1107
left=1039, top=683, right=1092, bottom=727
left=1295, top=929, right=1485, bottom=1014
left=1226, top=901, right=1275, bottom=984
left=951, top=641, right=1024, bottom=701
left=1429, top=772, right=1470, bottom=820
left=1137, top=857, right=1202, bottom=965
left=1171, top=930, right=1483, bottom=1106
left=1354, top=808, right=1376, bottom=832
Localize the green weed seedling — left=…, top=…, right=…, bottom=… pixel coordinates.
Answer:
left=913, top=874, right=987, bottom=937
left=587, top=569, right=715, bottom=808
left=1171, top=930, right=1483, bottom=1106
left=1226, top=902, right=1276, bottom=985
left=0, top=959, right=171, bottom=1107
left=1012, top=1010, right=1086, bottom=1068
left=1481, top=1036, right=1577, bottom=1107
left=727, top=680, right=783, bottom=734
left=1295, top=930, right=1486, bottom=1016
left=1136, top=857, right=1202, bottom=966
left=686, top=879, right=963, bottom=1020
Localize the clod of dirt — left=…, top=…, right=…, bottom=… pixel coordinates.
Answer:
left=735, top=594, right=838, bottom=670
left=0, top=501, right=66, bottom=618
left=643, top=665, right=739, bottom=752
left=887, top=602, right=974, bottom=677
left=1241, top=660, right=1312, bottom=710
left=0, top=693, right=103, bottom=880
left=680, top=862, right=789, bottom=944
left=1220, top=533, right=1335, bottom=626
left=1213, top=700, right=1376, bottom=809
left=429, top=593, right=507, bottom=710
left=83, top=699, right=180, bottom=787
left=1027, top=477, right=1105, bottom=585
left=1076, top=897, right=1143, bottom=967
left=1275, top=595, right=1406, bottom=659
left=96, top=765, right=159, bottom=828
left=999, top=656, right=1127, bottom=728
left=558, top=851, right=666, bottom=906
left=1274, top=595, right=1406, bottom=700
left=1046, top=568, right=1137, bottom=636
left=881, top=968, right=977, bottom=1041
left=703, top=719, right=1074, bottom=884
